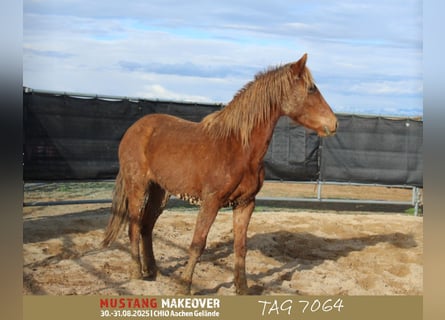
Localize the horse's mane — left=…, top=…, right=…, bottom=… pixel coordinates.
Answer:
left=201, top=62, right=314, bottom=147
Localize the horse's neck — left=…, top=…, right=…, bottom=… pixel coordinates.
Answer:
left=246, top=107, right=282, bottom=163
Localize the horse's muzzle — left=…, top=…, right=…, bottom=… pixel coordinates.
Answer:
left=323, top=121, right=337, bottom=137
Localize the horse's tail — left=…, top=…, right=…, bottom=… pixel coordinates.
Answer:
left=102, top=171, right=129, bottom=247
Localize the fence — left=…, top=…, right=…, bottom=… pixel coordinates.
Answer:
left=23, top=88, right=423, bottom=214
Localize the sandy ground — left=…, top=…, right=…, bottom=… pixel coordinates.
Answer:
left=23, top=201, right=423, bottom=296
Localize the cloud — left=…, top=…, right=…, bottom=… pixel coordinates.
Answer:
left=136, top=84, right=211, bottom=103
left=23, top=47, right=74, bottom=59
left=350, top=80, right=422, bottom=96
left=118, top=60, right=257, bottom=79
left=23, top=0, right=422, bottom=116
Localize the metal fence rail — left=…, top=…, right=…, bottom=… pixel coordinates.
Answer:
left=23, top=180, right=422, bottom=216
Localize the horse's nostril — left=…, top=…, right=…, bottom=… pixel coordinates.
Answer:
left=323, top=123, right=337, bottom=136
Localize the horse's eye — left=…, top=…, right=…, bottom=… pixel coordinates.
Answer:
left=308, top=84, right=317, bottom=94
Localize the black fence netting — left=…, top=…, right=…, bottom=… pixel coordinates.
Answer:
left=264, top=117, right=320, bottom=181
left=23, top=90, right=423, bottom=186
left=320, top=114, right=423, bottom=186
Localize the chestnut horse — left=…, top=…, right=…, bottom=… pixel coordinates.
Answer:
left=102, top=53, right=337, bottom=294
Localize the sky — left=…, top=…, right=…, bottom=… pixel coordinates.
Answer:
left=23, top=0, right=423, bottom=117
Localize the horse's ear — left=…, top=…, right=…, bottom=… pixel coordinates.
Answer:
left=291, top=53, right=308, bottom=77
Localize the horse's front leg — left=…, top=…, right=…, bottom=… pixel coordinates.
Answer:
left=232, top=200, right=255, bottom=295
left=180, top=200, right=219, bottom=294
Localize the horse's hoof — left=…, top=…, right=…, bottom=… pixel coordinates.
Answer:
left=177, top=279, right=192, bottom=295
left=235, top=287, right=248, bottom=295
left=235, top=284, right=263, bottom=295
left=175, top=285, right=191, bottom=295
left=178, top=289, right=191, bottom=295
left=142, top=270, right=158, bottom=281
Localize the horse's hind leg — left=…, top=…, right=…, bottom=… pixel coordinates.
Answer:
left=126, top=186, right=148, bottom=279
left=140, top=183, right=169, bottom=279
left=128, top=215, right=142, bottom=279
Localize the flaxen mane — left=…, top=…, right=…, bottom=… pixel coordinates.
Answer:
left=201, top=62, right=315, bottom=147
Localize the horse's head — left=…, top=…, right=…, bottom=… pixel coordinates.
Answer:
left=282, top=54, right=337, bottom=137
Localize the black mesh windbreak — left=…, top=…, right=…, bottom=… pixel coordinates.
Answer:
left=23, top=90, right=423, bottom=187
left=320, top=115, right=423, bottom=186
left=264, top=117, right=320, bottom=181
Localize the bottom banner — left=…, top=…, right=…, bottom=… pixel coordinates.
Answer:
left=23, top=295, right=422, bottom=320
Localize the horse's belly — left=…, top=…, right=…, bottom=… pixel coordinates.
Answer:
left=147, top=136, right=238, bottom=200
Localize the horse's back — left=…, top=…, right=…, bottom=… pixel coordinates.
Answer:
left=120, top=113, right=199, bottom=152
left=125, top=113, right=197, bottom=134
